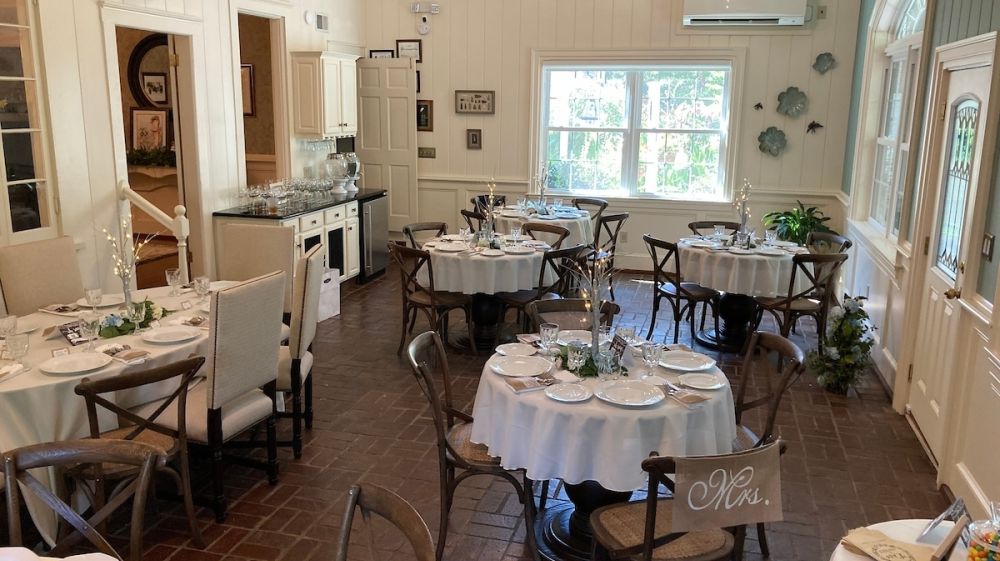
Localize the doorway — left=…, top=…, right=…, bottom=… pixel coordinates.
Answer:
left=115, top=27, right=189, bottom=288
left=237, top=13, right=287, bottom=186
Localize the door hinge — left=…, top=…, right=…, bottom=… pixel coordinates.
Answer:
left=908, top=364, right=913, bottom=382
left=939, top=102, right=947, bottom=121
left=169, top=53, right=179, bottom=68
left=923, top=236, right=930, bottom=256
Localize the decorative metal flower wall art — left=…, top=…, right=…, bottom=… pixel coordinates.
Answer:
left=813, top=52, right=836, bottom=74
left=758, top=126, right=787, bottom=157
left=777, top=86, right=808, bottom=118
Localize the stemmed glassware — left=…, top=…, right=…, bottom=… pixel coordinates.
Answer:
left=194, top=276, right=210, bottom=302
left=165, top=268, right=182, bottom=297
left=641, top=342, right=662, bottom=375
left=84, top=287, right=102, bottom=312
left=0, top=315, right=17, bottom=342
left=764, top=229, right=777, bottom=245
left=6, top=333, right=28, bottom=366
left=566, top=341, right=586, bottom=373
left=510, top=226, right=522, bottom=244
left=713, top=225, right=726, bottom=239
left=79, top=312, right=101, bottom=352
left=615, top=325, right=636, bottom=346
left=539, top=322, right=559, bottom=358
left=128, top=301, right=147, bottom=334
left=596, top=350, right=616, bottom=381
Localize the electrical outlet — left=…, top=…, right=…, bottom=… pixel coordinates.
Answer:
left=418, top=147, right=436, bottom=158
left=817, top=5, right=828, bottom=19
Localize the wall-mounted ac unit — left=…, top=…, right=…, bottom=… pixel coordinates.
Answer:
left=682, top=0, right=807, bottom=27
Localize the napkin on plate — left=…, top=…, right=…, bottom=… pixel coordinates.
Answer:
left=0, top=363, right=28, bottom=383
left=96, top=343, right=150, bottom=365
left=503, top=376, right=555, bottom=394
left=840, top=527, right=934, bottom=561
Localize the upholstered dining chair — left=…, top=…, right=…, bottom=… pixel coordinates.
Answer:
left=217, top=223, right=295, bottom=314
left=388, top=242, right=474, bottom=355
left=3, top=439, right=160, bottom=561
left=806, top=231, right=853, bottom=253
left=0, top=236, right=83, bottom=316
left=592, top=212, right=629, bottom=299
left=335, top=484, right=436, bottom=561
left=753, top=252, right=849, bottom=353
left=460, top=208, right=486, bottom=232
left=74, top=356, right=207, bottom=547
left=471, top=194, right=506, bottom=213
left=497, top=244, right=589, bottom=330
left=526, top=298, right=621, bottom=332
left=133, top=271, right=285, bottom=522
left=403, top=222, right=448, bottom=249
left=687, top=221, right=740, bottom=237
left=643, top=234, right=720, bottom=345
left=590, top=441, right=784, bottom=561
left=276, top=245, right=324, bottom=458
left=573, top=197, right=608, bottom=224
left=406, top=331, right=539, bottom=561
left=522, top=222, right=570, bottom=249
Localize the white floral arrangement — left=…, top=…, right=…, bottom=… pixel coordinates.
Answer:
left=98, top=299, right=168, bottom=338
left=808, top=295, right=875, bottom=394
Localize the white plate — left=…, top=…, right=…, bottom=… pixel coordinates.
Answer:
left=755, top=248, right=785, bottom=257
left=545, top=383, right=593, bottom=403
left=594, top=380, right=664, bottom=407
left=556, top=330, right=608, bottom=346
left=481, top=249, right=504, bottom=257
left=499, top=210, right=524, bottom=218
left=40, top=352, right=113, bottom=376
left=440, top=234, right=464, bottom=241
left=14, top=317, right=44, bottom=335
left=199, top=302, right=211, bottom=314
left=422, top=241, right=438, bottom=248
left=555, top=212, right=581, bottom=219
left=678, top=372, right=725, bottom=390
left=504, top=245, right=535, bottom=255
left=489, top=355, right=552, bottom=377
left=659, top=350, right=716, bottom=371
left=688, top=241, right=721, bottom=249
left=727, top=247, right=753, bottom=255
left=141, top=325, right=202, bottom=344
left=495, top=343, right=537, bottom=356
left=536, top=214, right=559, bottom=220
left=767, top=240, right=798, bottom=247
left=75, top=294, right=126, bottom=309
left=435, top=242, right=468, bottom=253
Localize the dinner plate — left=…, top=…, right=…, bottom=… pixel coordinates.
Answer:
left=499, top=210, right=524, bottom=218
left=495, top=343, right=537, bottom=356
left=435, top=242, right=468, bottom=253
left=679, top=237, right=703, bottom=243
left=536, top=214, right=559, bottom=220
left=555, top=212, right=582, bottom=219
left=756, top=248, right=785, bottom=256
left=422, top=241, right=438, bottom=248
left=141, top=325, right=202, bottom=344
left=594, top=380, right=664, bottom=407
left=545, top=383, right=593, bottom=403
left=688, top=241, right=721, bottom=249
left=767, top=240, right=798, bottom=248
left=678, top=372, right=725, bottom=390
left=556, top=330, right=609, bottom=346
left=727, top=247, right=754, bottom=255
left=489, top=355, right=552, bottom=377
left=13, top=317, right=44, bottom=335
left=75, top=294, right=126, bottom=308
left=440, top=234, right=464, bottom=241
left=659, top=350, right=716, bottom=371
left=504, top=245, right=534, bottom=255
left=481, top=249, right=504, bottom=257
left=40, top=352, right=113, bottom=376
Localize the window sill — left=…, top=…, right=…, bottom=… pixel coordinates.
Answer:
left=846, top=219, right=901, bottom=274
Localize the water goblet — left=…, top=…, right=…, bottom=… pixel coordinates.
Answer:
left=615, top=325, right=636, bottom=346
left=194, top=276, right=210, bottom=302
left=79, top=312, right=101, bottom=352
left=510, top=227, right=522, bottom=244
left=764, top=229, right=777, bottom=245
left=596, top=350, right=615, bottom=381
left=165, top=268, right=182, bottom=296
left=128, top=301, right=147, bottom=334
left=539, top=322, right=560, bottom=357
left=0, top=315, right=17, bottom=341
left=641, top=342, right=662, bottom=374
left=553, top=198, right=564, bottom=209
left=713, top=225, right=725, bottom=239
left=598, top=325, right=612, bottom=349
left=6, top=333, right=28, bottom=365
left=84, top=287, right=103, bottom=312
left=567, top=341, right=586, bottom=372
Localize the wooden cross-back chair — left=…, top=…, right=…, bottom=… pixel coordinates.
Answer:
left=573, top=197, right=608, bottom=224
left=460, top=209, right=486, bottom=233
left=687, top=221, right=740, bottom=237
left=74, top=356, right=207, bottom=547
left=642, top=234, right=720, bottom=346
left=522, top=222, right=570, bottom=249
left=497, top=244, right=588, bottom=331
left=406, top=331, right=539, bottom=561
left=388, top=242, right=474, bottom=355
left=592, top=212, right=629, bottom=299
left=335, top=484, right=436, bottom=561
left=403, top=222, right=448, bottom=249
left=525, top=298, right=621, bottom=333
left=471, top=194, right=506, bottom=213
left=3, top=439, right=159, bottom=561
left=753, top=252, right=848, bottom=353
left=805, top=231, right=853, bottom=253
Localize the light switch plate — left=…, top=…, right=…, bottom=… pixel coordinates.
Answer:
left=418, top=147, right=436, bottom=158
left=983, top=233, right=995, bottom=261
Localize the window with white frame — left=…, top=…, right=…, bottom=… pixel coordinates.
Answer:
left=868, top=0, right=924, bottom=239
left=539, top=63, right=732, bottom=201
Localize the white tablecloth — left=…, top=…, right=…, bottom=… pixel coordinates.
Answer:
left=828, top=519, right=964, bottom=561
left=495, top=211, right=594, bottom=248
left=422, top=245, right=550, bottom=295
left=0, top=283, right=233, bottom=544
left=470, top=355, right=736, bottom=492
left=0, top=547, right=115, bottom=561
left=679, top=244, right=811, bottom=298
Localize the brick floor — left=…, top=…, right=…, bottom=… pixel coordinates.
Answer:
left=51, top=268, right=948, bottom=560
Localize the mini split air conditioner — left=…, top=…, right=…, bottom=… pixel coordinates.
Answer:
left=682, top=0, right=808, bottom=27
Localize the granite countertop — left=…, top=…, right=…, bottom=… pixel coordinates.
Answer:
left=213, top=189, right=387, bottom=220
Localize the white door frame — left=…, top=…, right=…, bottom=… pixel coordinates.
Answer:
left=896, top=31, right=1000, bottom=409
left=100, top=5, right=211, bottom=277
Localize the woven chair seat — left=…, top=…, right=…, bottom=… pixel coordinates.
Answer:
left=754, top=296, right=821, bottom=312
left=656, top=282, right=719, bottom=301
left=592, top=499, right=734, bottom=560
left=496, top=290, right=560, bottom=307
left=732, top=424, right=760, bottom=452
left=446, top=422, right=500, bottom=466
left=409, top=290, right=470, bottom=308
left=74, top=429, right=176, bottom=477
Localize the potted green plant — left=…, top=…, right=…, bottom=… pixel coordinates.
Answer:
left=808, top=295, right=875, bottom=394
left=763, top=200, right=835, bottom=246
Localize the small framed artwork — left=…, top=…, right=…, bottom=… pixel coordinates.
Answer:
left=416, top=100, right=433, bottom=132
left=140, top=72, right=168, bottom=105
left=455, top=90, right=495, bottom=114
left=416, top=70, right=421, bottom=93
left=240, top=64, right=255, bottom=117
left=396, top=39, right=422, bottom=62
left=369, top=49, right=395, bottom=59
left=467, top=129, right=482, bottom=150
left=131, top=108, right=170, bottom=150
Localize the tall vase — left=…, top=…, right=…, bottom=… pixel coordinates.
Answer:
left=121, top=278, right=133, bottom=309
left=590, top=303, right=601, bottom=360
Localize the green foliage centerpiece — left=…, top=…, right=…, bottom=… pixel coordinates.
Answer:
left=763, top=200, right=835, bottom=246
left=98, top=299, right=168, bottom=338
left=807, top=295, right=875, bottom=394
left=555, top=255, right=626, bottom=378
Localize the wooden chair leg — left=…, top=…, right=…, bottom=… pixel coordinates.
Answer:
left=266, top=415, right=279, bottom=485
left=463, top=307, right=477, bottom=355
left=304, top=373, right=314, bottom=430
left=538, top=480, right=550, bottom=510
left=292, top=388, right=303, bottom=460
left=522, top=476, right=541, bottom=561
left=207, top=410, right=226, bottom=523
left=436, top=475, right=453, bottom=561
left=397, top=306, right=411, bottom=356
left=646, top=296, right=659, bottom=339
left=757, top=522, right=770, bottom=558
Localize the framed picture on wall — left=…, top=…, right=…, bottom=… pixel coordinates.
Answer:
left=416, top=100, right=433, bottom=132
left=466, top=129, right=482, bottom=150
left=240, top=64, right=255, bottom=117
left=140, top=72, right=168, bottom=105
left=131, top=108, right=170, bottom=150
left=396, top=39, right=422, bottom=63
left=369, top=49, right=395, bottom=58
left=455, top=90, right=495, bottom=114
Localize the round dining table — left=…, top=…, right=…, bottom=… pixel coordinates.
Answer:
left=678, top=240, right=811, bottom=351
left=495, top=208, right=594, bottom=248
left=471, top=351, right=735, bottom=560
left=829, top=519, right=964, bottom=561
left=0, top=282, right=236, bottom=545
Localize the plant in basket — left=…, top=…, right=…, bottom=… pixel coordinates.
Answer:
left=807, top=295, right=875, bottom=394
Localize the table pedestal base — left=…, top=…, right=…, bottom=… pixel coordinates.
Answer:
left=694, top=293, right=756, bottom=352
left=534, top=482, right=633, bottom=561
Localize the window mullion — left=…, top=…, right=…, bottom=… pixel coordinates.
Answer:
left=623, top=71, right=642, bottom=197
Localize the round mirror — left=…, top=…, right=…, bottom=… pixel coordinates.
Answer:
left=127, top=34, right=170, bottom=108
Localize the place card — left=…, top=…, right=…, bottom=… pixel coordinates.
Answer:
left=181, top=301, right=193, bottom=310
left=609, top=334, right=628, bottom=362
left=51, top=347, right=70, bottom=357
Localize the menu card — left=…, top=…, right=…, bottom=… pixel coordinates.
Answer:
left=841, top=528, right=934, bottom=561
left=609, top=335, right=628, bottom=362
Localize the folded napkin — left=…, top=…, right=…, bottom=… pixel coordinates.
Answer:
left=503, top=376, right=556, bottom=394
left=517, top=334, right=541, bottom=345
left=0, top=363, right=27, bottom=383
left=171, top=315, right=209, bottom=329
left=666, top=387, right=710, bottom=408
left=96, top=343, right=150, bottom=365
left=39, top=303, right=82, bottom=316
left=841, top=527, right=934, bottom=561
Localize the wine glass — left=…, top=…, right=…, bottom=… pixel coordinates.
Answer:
left=615, top=325, right=636, bottom=346
left=596, top=350, right=615, bottom=381
left=567, top=341, right=586, bottom=373
left=458, top=227, right=471, bottom=247
left=539, top=322, right=560, bottom=357
left=765, top=229, right=777, bottom=245
left=0, top=315, right=17, bottom=341
left=641, top=342, right=662, bottom=374
left=84, top=287, right=103, bottom=312
left=194, top=276, right=210, bottom=302
left=128, top=301, right=147, bottom=334
left=165, top=268, right=182, bottom=297
left=510, top=226, right=522, bottom=244
left=79, top=312, right=101, bottom=352
left=713, top=225, right=725, bottom=239
left=6, top=333, right=28, bottom=366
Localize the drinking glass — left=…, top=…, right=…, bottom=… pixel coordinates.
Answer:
left=642, top=342, right=662, bottom=373
left=553, top=198, right=564, bottom=209
left=765, top=229, right=777, bottom=245
left=129, top=301, right=147, bottom=334
left=713, top=225, right=726, bottom=239
left=615, top=325, right=636, bottom=345
left=517, top=198, right=527, bottom=213
left=598, top=325, right=612, bottom=349
left=6, top=333, right=28, bottom=365
left=596, top=351, right=615, bottom=381
left=735, top=231, right=750, bottom=248
left=510, top=226, right=522, bottom=244
left=539, top=323, right=560, bottom=357
left=567, top=342, right=586, bottom=372
left=165, top=268, right=182, bottom=296
left=194, top=276, right=210, bottom=302
left=84, top=287, right=103, bottom=311
left=0, top=315, right=17, bottom=340
left=79, top=312, right=101, bottom=352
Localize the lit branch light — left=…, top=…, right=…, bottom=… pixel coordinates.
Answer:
left=734, top=178, right=752, bottom=232
left=101, top=216, right=160, bottom=292
left=571, top=254, right=613, bottom=356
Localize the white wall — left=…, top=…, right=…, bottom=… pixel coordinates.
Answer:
left=364, top=0, right=860, bottom=267
left=37, top=0, right=364, bottom=289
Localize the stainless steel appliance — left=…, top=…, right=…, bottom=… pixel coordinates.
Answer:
left=358, top=192, right=388, bottom=283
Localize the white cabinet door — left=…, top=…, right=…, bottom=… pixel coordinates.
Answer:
left=346, top=216, right=360, bottom=278
left=322, top=56, right=342, bottom=137
left=291, top=55, right=322, bottom=137
left=339, top=58, right=358, bottom=135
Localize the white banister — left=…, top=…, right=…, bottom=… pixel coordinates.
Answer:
left=117, top=180, right=191, bottom=283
